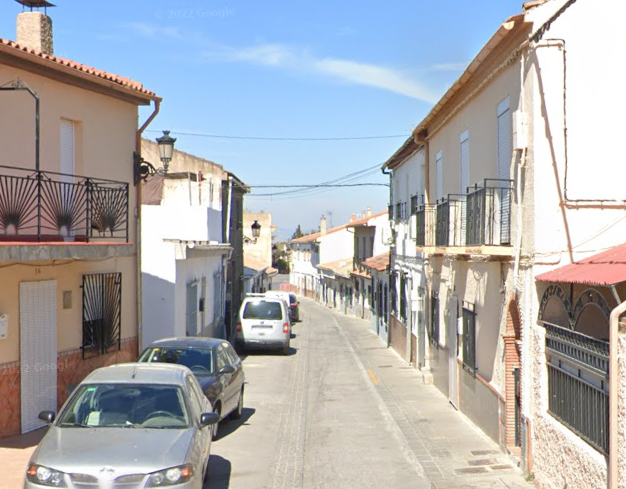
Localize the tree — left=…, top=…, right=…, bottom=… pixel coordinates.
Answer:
left=291, top=225, right=304, bottom=240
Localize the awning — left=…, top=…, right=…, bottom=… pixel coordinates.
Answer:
left=536, top=242, right=626, bottom=286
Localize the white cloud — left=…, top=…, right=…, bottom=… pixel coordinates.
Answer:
left=314, top=58, right=438, bottom=103
left=431, top=62, right=467, bottom=72
left=122, top=22, right=183, bottom=40
left=202, top=42, right=438, bottom=103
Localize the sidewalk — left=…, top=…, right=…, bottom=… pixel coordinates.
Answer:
left=338, top=311, right=535, bottom=489
left=0, top=427, right=46, bottom=489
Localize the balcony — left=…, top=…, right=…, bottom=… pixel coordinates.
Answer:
left=0, top=165, right=130, bottom=257
left=435, top=195, right=465, bottom=247
left=466, top=179, right=512, bottom=246
left=415, top=204, right=436, bottom=247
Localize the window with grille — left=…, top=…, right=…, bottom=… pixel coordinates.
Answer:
left=390, top=273, right=397, bottom=316
left=82, top=273, right=121, bottom=358
left=430, top=292, right=439, bottom=346
left=399, top=273, right=407, bottom=323
left=462, top=301, right=476, bottom=375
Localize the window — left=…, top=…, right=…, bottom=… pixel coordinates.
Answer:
left=216, top=345, right=229, bottom=371
left=390, top=273, right=397, bottom=316
left=462, top=301, right=476, bottom=375
left=399, top=273, right=407, bottom=323
left=543, top=322, right=609, bottom=454
left=429, top=292, right=439, bottom=346
left=82, top=273, right=122, bottom=358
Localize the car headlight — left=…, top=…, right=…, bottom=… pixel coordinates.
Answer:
left=26, top=464, right=67, bottom=487
left=147, top=464, right=194, bottom=486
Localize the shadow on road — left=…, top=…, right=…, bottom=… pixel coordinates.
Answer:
left=215, top=407, right=256, bottom=440
left=205, top=454, right=232, bottom=489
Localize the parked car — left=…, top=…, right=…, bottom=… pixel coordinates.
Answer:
left=25, top=363, right=219, bottom=489
left=138, top=337, right=244, bottom=439
left=237, top=295, right=291, bottom=354
left=265, top=290, right=299, bottom=322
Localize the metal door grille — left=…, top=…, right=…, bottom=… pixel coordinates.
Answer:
left=82, top=273, right=122, bottom=358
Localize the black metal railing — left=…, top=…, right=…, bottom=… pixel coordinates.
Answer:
left=410, top=194, right=419, bottom=215
left=416, top=204, right=436, bottom=246
left=436, top=195, right=466, bottom=247
left=543, top=321, right=609, bottom=454
left=82, top=272, right=122, bottom=359
left=466, top=179, right=513, bottom=246
left=0, top=165, right=129, bottom=242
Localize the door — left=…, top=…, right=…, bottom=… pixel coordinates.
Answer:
left=20, top=280, right=57, bottom=433
left=448, top=293, right=459, bottom=409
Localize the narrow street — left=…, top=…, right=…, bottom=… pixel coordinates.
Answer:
left=207, top=298, right=533, bottom=489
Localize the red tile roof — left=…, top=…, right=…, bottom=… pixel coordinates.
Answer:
left=536, top=243, right=626, bottom=286
left=361, top=252, right=390, bottom=272
left=317, top=258, right=353, bottom=278
left=0, top=38, right=158, bottom=101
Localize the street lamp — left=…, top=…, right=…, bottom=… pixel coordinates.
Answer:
left=243, top=220, right=262, bottom=245
left=133, top=130, right=177, bottom=185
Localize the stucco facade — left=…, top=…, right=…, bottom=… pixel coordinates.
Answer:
left=0, top=11, right=157, bottom=437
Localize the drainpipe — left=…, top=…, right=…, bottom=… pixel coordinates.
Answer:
left=135, top=99, right=161, bottom=352
left=609, top=299, right=626, bottom=489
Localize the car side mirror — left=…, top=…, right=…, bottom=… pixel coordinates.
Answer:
left=200, top=412, right=219, bottom=427
left=219, top=365, right=236, bottom=375
left=38, top=411, right=55, bottom=424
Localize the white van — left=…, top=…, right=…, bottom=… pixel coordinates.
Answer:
left=236, top=296, right=291, bottom=354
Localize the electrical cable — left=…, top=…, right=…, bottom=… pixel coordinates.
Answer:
left=145, top=130, right=409, bottom=141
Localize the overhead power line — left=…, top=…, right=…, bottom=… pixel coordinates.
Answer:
left=250, top=183, right=389, bottom=188
left=145, top=129, right=409, bottom=141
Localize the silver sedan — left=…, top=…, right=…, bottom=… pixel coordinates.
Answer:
left=24, top=363, right=219, bottom=489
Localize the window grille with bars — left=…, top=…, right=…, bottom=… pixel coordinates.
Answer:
left=462, top=301, right=476, bottom=375
left=543, top=321, right=609, bottom=454
left=430, top=292, right=439, bottom=346
left=82, top=273, right=122, bottom=358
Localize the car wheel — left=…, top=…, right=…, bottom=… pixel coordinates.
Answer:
left=281, top=343, right=290, bottom=355
left=230, top=388, right=244, bottom=420
left=212, top=406, right=221, bottom=441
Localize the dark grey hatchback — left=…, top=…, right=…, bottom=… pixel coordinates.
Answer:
left=138, top=337, right=245, bottom=439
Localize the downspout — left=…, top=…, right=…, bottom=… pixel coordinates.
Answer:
left=382, top=165, right=393, bottom=348
left=609, top=298, right=625, bottom=489
left=135, top=99, right=161, bottom=352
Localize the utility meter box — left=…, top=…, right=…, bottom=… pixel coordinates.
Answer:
left=0, top=314, right=8, bottom=339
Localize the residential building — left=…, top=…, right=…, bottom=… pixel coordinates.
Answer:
left=243, top=212, right=277, bottom=294
left=290, top=228, right=321, bottom=300
left=382, top=0, right=626, bottom=487
left=348, top=208, right=390, bottom=321
left=222, top=173, right=249, bottom=342
left=360, top=252, right=391, bottom=343
left=0, top=7, right=158, bottom=437
left=139, top=141, right=234, bottom=348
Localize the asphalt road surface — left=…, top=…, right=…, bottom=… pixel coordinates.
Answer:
left=206, top=297, right=429, bottom=489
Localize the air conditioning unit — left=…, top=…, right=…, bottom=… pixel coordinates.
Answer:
left=381, top=223, right=395, bottom=246
left=409, top=215, right=417, bottom=239
left=512, top=110, right=527, bottom=150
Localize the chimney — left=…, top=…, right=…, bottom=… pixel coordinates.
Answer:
left=320, top=216, right=327, bottom=236
left=350, top=213, right=356, bottom=223
left=17, top=10, right=54, bottom=55
left=367, top=206, right=372, bottom=217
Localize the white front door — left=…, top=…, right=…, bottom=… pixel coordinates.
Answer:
left=20, top=280, right=57, bottom=433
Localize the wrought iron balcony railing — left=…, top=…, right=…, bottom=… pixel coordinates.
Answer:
left=435, top=195, right=466, bottom=247
left=466, top=179, right=513, bottom=246
left=416, top=204, right=436, bottom=247
left=0, top=165, right=129, bottom=243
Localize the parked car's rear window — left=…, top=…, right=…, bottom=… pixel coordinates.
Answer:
left=243, top=301, right=283, bottom=320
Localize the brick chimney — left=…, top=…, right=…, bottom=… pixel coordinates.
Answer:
left=17, top=11, right=53, bottom=55
left=320, top=216, right=327, bottom=236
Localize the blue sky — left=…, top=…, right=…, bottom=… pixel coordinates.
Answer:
left=1, top=0, right=523, bottom=240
